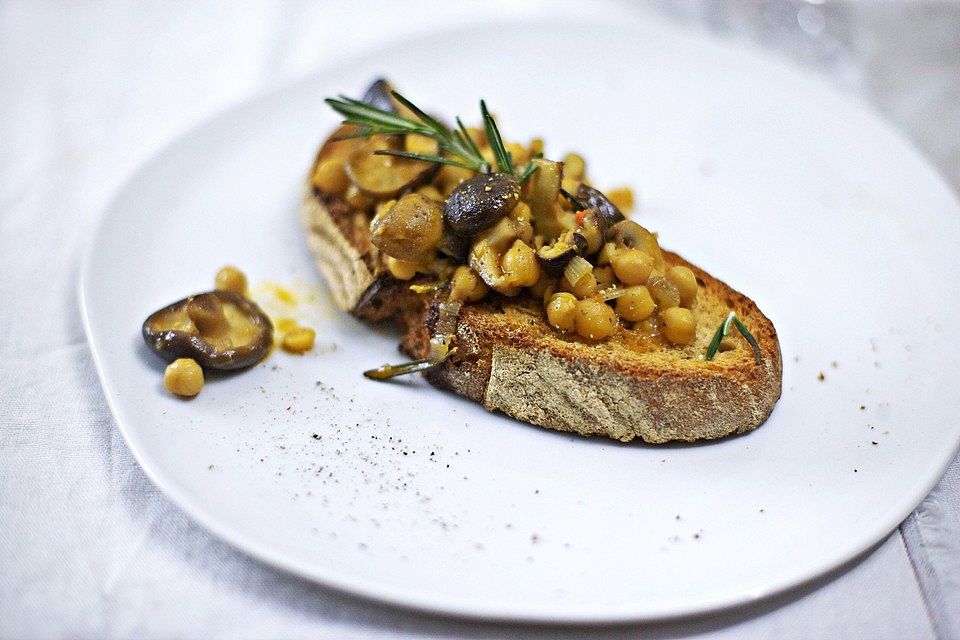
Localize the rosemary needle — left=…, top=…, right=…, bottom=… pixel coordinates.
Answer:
left=326, top=90, right=525, bottom=179
left=705, top=312, right=762, bottom=365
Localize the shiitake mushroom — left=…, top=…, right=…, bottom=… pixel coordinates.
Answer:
left=443, top=172, right=520, bottom=236
left=142, top=291, right=273, bottom=370
left=346, top=137, right=437, bottom=197
left=536, top=232, right=588, bottom=276
left=437, top=226, right=470, bottom=262
left=608, top=219, right=664, bottom=266
left=576, top=184, right=625, bottom=226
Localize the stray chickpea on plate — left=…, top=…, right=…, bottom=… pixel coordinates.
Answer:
left=142, top=266, right=316, bottom=397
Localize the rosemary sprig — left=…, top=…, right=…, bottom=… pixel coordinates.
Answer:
left=705, top=312, right=762, bottom=364
left=326, top=93, right=485, bottom=171
left=363, top=347, right=457, bottom=380
left=325, top=90, right=524, bottom=178
left=409, top=281, right=446, bottom=294
left=480, top=99, right=512, bottom=173
left=517, top=161, right=540, bottom=185
left=371, top=149, right=476, bottom=170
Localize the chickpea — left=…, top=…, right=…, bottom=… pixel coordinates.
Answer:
left=607, top=187, right=634, bottom=213
left=562, top=271, right=598, bottom=299
left=450, top=265, right=488, bottom=302
left=311, top=158, right=350, bottom=196
left=616, top=286, right=656, bottom=322
left=597, top=242, right=619, bottom=266
left=661, top=307, right=697, bottom=345
left=501, top=240, right=540, bottom=288
left=667, top=265, right=698, bottom=307
left=593, top=265, right=615, bottom=289
left=385, top=256, right=418, bottom=280
left=563, top=153, right=586, bottom=180
left=575, top=299, right=618, bottom=340
left=164, top=358, right=204, bottom=397
left=415, top=184, right=443, bottom=202
left=511, top=201, right=532, bottom=225
left=546, top=292, right=578, bottom=332
left=467, top=126, right=487, bottom=147
left=214, top=265, right=247, bottom=295
left=528, top=272, right=557, bottom=307
left=438, top=164, right=474, bottom=193
left=610, top=248, right=654, bottom=285
left=506, top=142, right=530, bottom=165
left=282, top=326, right=316, bottom=354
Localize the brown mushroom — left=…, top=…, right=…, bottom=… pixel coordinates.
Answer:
left=608, top=219, right=663, bottom=261
left=346, top=137, right=437, bottom=197
left=370, top=193, right=444, bottom=263
left=577, top=184, right=626, bottom=226
left=444, top=172, right=521, bottom=237
left=362, top=78, right=397, bottom=113
left=142, top=291, right=273, bottom=370
left=536, top=231, right=587, bottom=276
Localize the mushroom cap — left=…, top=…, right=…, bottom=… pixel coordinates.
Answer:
left=142, top=290, right=273, bottom=370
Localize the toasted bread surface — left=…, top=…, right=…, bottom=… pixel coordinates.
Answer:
left=302, top=176, right=782, bottom=443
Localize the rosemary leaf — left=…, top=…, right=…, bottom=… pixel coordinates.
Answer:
left=456, top=116, right=484, bottom=159
left=389, top=91, right=447, bottom=136
left=409, top=281, right=446, bottom=293
left=480, top=99, right=513, bottom=173
left=363, top=347, right=457, bottom=380
left=518, top=161, right=540, bottom=185
left=325, top=97, right=423, bottom=134
left=732, top=316, right=763, bottom=365
left=705, top=312, right=761, bottom=364
left=705, top=312, right=736, bottom=360
left=372, top=149, right=476, bottom=170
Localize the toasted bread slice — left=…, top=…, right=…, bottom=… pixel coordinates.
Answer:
left=302, top=178, right=782, bottom=444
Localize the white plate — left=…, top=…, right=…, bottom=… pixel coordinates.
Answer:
left=80, top=19, right=960, bottom=622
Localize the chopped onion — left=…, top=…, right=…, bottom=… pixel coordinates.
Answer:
left=564, top=255, right=593, bottom=286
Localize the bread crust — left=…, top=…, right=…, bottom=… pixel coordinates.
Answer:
left=302, top=179, right=782, bottom=444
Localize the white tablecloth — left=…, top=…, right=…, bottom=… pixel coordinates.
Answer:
left=2, top=2, right=958, bottom=638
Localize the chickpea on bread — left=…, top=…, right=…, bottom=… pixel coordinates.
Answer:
left=301, top=80, right=782, bottom=443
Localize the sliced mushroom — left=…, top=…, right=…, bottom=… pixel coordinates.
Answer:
left=316, top=124, right=361, bottom=167
left=608, top=220, right=665, bottom=269
left=536, top=231, right=587, bottom=276
left=577, top=184, right=626, bottom=226
left=437, top=226, right=470, bottom=262
left=525, top=158, right=564, bottom=240
left=346, top=136, right=437, bottom=197
left=443, top=172, right=520, bottom=236
left=467, top=216, right=528, bottom=295
left=142, top=291, right=273, bottom=370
